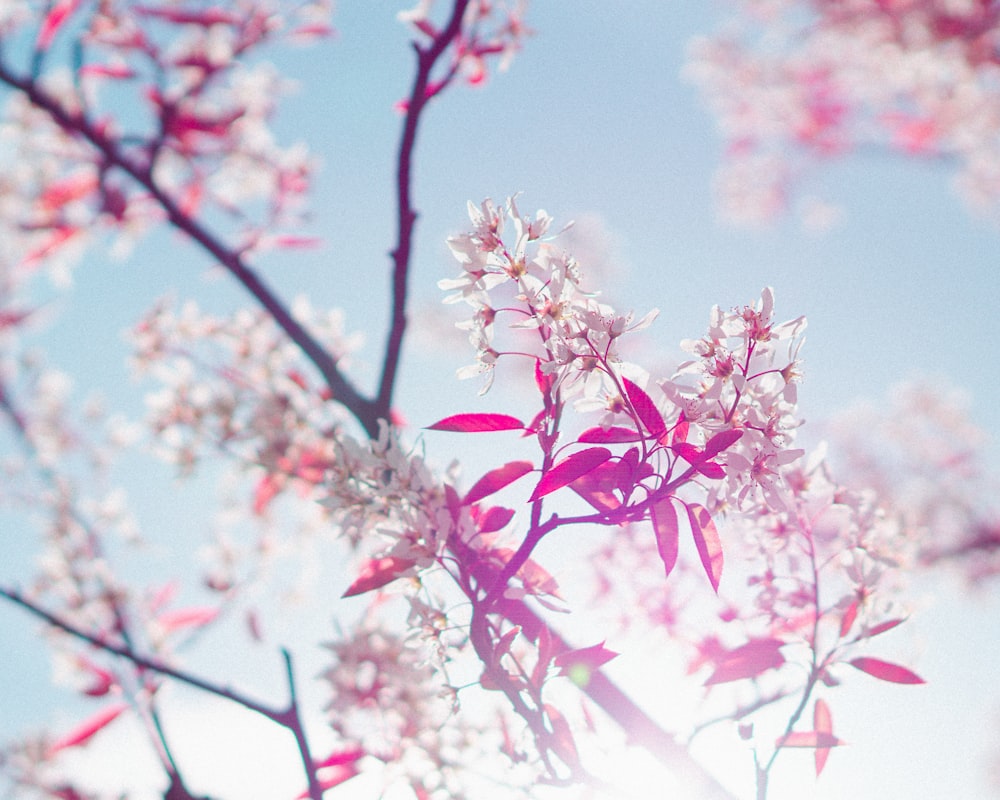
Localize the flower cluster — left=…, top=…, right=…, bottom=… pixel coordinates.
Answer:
left=441, top=197, right=657, bottom=397
left=824, top=380, right=1000, bottom=582
left=687, top=0, right=1000, bottom=221
left=398, top=0, right=529, bottom=99
left=667, top=287, right=806, bottom=512
left=0, top=0, right=333, bottom=275
left=321, top=619, right=537, bottom=799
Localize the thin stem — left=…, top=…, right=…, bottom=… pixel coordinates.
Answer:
left=279, top=649, right=322, bottom=800
left=376, top=0, right=471, bottom=419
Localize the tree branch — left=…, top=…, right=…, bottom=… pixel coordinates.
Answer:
left=376, top=0, right=471, bottom=420
left=0, top=60, right=381, bottom=437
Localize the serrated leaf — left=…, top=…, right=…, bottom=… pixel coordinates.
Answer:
left=650, top=497, right=679, bottom=578
left=577, top=426, right=643, bottom=444
left=464, top=461, right=534, bottom=505
left=848, top=657, right=925, bottom=684
left=686, top=502, right=723, bottom=592
left=342, top=556, right=416, bottom=598
left=529, top=447, right=611, bottom=502
left=622, top=378, right=666, bottom=436
left=705, top=638, right=785, bottom=685
left=426, top=413, right=524, bottom=432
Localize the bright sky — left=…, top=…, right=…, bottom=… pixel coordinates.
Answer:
left=4, top=3, right=1000, bottom=800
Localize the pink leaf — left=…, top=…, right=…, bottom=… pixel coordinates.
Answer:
left=253, top=472, right=283, bottom=515
left=314, top=747, right=366, bottom=770
left=686, top=502, right=723, bottom=592
left=426, top=413, right=524, bottom=432
left=529, top=447, right=612, bottom=502
left=650, top=497, right=679, bottom=578
left=36, top=0, right=82, bottom=50
left=46, top=702, right=129, bottom=757
left=342, top=557, right=416, bottom=598
left=155, top=606, right=219, bottom=633
left=534, top=357, right=554, bottom=396
left=670, top=411, right=689, bottom=445
left=848, top=657, right=925, bottom=685
left=704, top=428, right=744, bottom=458
left=517, top=558, right=561, bottom=598
left=814, top=698, right=834, bottom=775
left=464, top=461, right=534, bottom=505
left=568, top=461, right=622, bottom=513
left=577, top=426, right=643, bottom=444
left=776, top=731, right=844, bottom=749
left=866, top=618, right=907, bottom=638
left=297, top=748, right=364, bottom=798
left=694, top=460, right=726, bottom=479
left=473, top=505, right=516, bottom=533
left=543, top=703, right=580, bottom=769
left=705, top=638, right=785, bottom=685
left=554, top=641, right=618, bottom=677
left=839, top=599, right=859, bottom=639
left=622, top=378, right=665, bottom=436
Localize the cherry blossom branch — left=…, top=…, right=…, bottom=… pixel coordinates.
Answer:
left=376, top=0, right=471, bottom=420
left=0, top=586, right=324, bottom=800
left=0, top=379, right=197, bottom=789
left=0, top=59, right=379, bottom=438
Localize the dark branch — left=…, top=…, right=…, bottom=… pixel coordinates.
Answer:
left=375, top=0, right=471, bottom=420
left=0, top=60, right=381, bottom=437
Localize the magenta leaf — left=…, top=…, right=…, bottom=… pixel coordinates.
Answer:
left=670, top=411, right=690, bottom=445
left=474, top=505, right=516, bottom=533
left=814, top=698, right=834, bottom=775
left=463, top=460, right=534, bottom=505
left=848, top=657, right=926, bottom=684
left=704, top=428, right=744, bottom=458
left=622, top=378, right=666, bottom=436
left=866, top=618, right=908, bottom=638
left=693, top=460, right=726, bottom=479
left=46, top=702, right=130, bottom=758
left=155, top=606, right=219, bottom=633
left=839, top=599, right=859, bottom=639
left=577, top=426, right=644, bottom=444
left=426, top=413, right=524, bottom=432
left=650, top=497, right=680, bottom=578
left=529, top=447, right=612, bottom=502
left=686, top=502, right=723, bottom=592
left=342, top=556, right=416, bottom=598
left=705, top=638, right=785, bottom=685
left=554, top=641, right=619, bottom=686
left=569, top=461, right=622, bottom=513
left=776, top=731, right=844, bottom=749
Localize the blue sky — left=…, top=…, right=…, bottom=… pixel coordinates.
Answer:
left=4, top=3, right=1000, bottom=799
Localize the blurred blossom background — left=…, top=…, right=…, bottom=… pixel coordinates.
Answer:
left=2, top=3, right=1000, bottom=799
